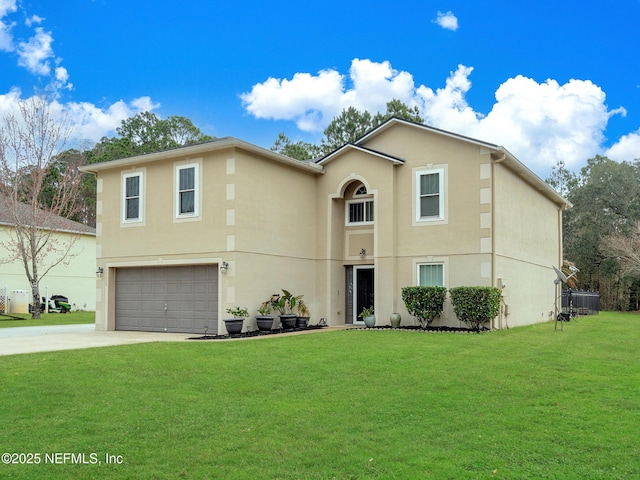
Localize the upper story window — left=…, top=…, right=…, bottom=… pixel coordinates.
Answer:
left=122, top=172, right=143, bottom=223
left=176, top=163, right=200, bottom=218
left=346, top=199, right=374, bottom=225
left=346, top=183, right=373, bottom=225
left=416, top=168, right=444, bottom=222
left=418, top=263, right=444, bottom=287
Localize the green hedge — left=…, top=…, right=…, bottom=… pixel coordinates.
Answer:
left=449, top=286, right=501, bottom=331
left=401, top=286, right=447, bottom=329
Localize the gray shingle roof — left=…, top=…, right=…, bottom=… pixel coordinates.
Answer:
left=0, top=196, right=95, bottom=235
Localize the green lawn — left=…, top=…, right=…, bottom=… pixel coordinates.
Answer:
left=0, top=311, right=94, bottom=328
left=1, top=313, right=639, bottom=479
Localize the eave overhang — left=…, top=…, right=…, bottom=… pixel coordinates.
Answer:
left=79, top=137, right=324, bottom=175
left=316, top=143, right=405, bottom=166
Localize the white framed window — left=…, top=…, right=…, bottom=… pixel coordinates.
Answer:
left=175, top=163, right=200, bottom=218
left=122, top=172, right=143, bottom=223
left=416, top=168, right=444, bottom=222
left=418, top=263, right=444, bottom=287
left=346, top=199, right=374, bottom=225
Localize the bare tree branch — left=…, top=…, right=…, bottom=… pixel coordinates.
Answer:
left=0, top=96, right=85, bottom=318
left=602, top=222, right=640, bottom=278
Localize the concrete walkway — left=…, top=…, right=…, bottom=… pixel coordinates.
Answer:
left=0, top=324, right=191, bottom=356
left=0, top=324, right=346, bottom=356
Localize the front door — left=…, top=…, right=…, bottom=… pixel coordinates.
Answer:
left=354, top=266, right=374, bottom=323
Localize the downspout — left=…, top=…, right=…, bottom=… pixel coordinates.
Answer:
left=558, top=205, right=564, bottom=278
left=491, top=151, right=506, bottom=330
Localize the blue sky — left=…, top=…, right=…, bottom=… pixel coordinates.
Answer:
left=1, top=0, right=639, bottom=177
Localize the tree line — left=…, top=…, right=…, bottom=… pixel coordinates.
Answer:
left=547, top=156, right=640, bottom=310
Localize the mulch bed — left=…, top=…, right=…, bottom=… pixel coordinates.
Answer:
left=349, top=325, right=489, bottom=333
left=188, top=324, right=327, bottom=340
left=189, top=324, right=488, bottom=339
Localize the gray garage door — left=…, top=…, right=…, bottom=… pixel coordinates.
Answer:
left=115, top=265, right=218, bottom=334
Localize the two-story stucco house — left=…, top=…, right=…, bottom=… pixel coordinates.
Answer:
left=81, top=118, right=570, bottom=334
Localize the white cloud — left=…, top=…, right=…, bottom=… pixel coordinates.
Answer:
left=61, top=96, right=161, bottom=142
left=17, top=26, right=53, bottom=75
left=0, top=0, right=17, bottom=51
left=241, top=59, right=420, bottom=132
left=25, top=14, right=43, bottom=27
left=55, top=65, right=68, bottom=83
left=241, top=59, right=630, bottom=176
left=434, top=11, right=459, bottom=31
left=241, top=69, right=345, bottom=132
left=1, top=3, right=71, bottom=91
left=418, top=69, right=626, bottom=172
left=0, top=3, right=157, bottom=145
left=605, top=129, right=640, bottom=162
left=0, top=90, right=160, bottom=143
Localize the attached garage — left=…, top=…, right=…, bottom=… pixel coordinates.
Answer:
left=115, top=264, right=218, bottom=334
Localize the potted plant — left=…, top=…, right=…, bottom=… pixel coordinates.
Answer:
left=358, top=306, right=376, bottom=328
left=256, top=301, right=275, bottom=332
left=224, top=306, right=248, bottom=335
left=271, top=289, right=300, bottom=330
left=295, top=296, right=310, bottom=328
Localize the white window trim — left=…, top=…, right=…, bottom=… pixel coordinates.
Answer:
left=417, top=262, right=445, bottom=287
left=174, top=161, right=201, bottom=221
left=122, top=171, right=144, bottom=225
left=345, top=198, right=374, bottom=226
left=415, top=167, right=445, bottom=223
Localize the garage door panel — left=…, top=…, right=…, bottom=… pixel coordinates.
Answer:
left=115, top=265, right=218, bottom=334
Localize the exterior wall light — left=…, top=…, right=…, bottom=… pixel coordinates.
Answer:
left=96, top=267, right=104, bottom=277
left=359, top=248, right=366, bottom=259
left=220, top=261, right=229, bottom=273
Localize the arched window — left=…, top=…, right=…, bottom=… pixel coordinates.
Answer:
left=346, top=183, right=373, bottom=225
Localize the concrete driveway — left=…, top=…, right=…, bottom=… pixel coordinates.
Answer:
left=0, top=324, right=191, bottom=356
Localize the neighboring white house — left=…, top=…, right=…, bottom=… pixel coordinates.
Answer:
left=0, top=201, right=96, bottom=314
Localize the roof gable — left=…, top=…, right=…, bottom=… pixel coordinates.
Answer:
left=348, top=117, right=571, bottom=209
left=316, top=143, right=405, bottom=166
left=356, top=117, right=499, bottom=150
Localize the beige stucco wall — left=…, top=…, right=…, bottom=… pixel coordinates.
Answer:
left=314, top=122, right=564, bottom=329
left=314, top=124, right=498, bottom=327
left=94, top=145, right=319, bottom=332
left=0, top=225, right=96, bottom=312
left=91, top=123, right=565, bottom=332
left=493, top=163, right=563, bottom=327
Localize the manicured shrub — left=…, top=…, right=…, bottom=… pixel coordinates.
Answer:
left=401, top=286, right=448, bottom=329
left=449, top=286, right=501, bottom=331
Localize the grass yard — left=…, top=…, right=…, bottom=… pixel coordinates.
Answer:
left=0, top=313, right=639, bottom=479
left=0, top=311, right=94, bottom=328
